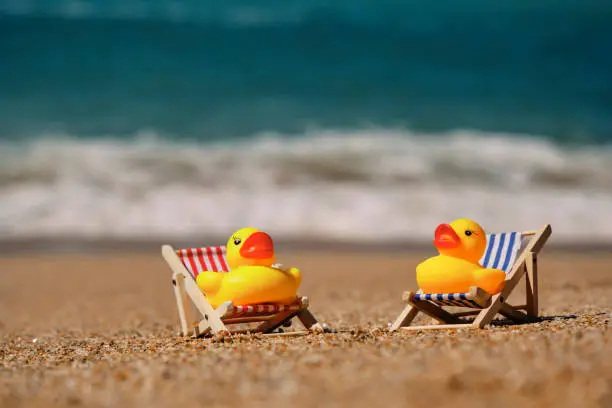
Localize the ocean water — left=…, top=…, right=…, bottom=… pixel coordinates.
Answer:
left=1, top=1, right=612, bottom=244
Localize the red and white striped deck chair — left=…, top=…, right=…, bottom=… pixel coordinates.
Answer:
left=390, top=224, right=552, bottom=331
left=162, top=244, right=322, bottom=337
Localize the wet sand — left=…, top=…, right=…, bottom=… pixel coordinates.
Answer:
left=0, top=250, right=610, bottom=407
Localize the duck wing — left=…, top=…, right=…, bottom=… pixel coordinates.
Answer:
left=195, top=271, right=224, bottom=296
left=472, top=267, right=506, bottom=295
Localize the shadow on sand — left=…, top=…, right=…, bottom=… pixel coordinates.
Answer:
left=489, top=313, right=584, bottom=327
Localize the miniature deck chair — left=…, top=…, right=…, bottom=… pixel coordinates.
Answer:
left=390, top=224, right=552, bottom=331
left=162, top=244, right=323, bottom=337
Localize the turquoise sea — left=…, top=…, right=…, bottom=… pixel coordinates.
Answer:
left=1, top=1, right=612, bottom=243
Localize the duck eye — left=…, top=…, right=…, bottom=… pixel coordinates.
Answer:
left=233, top=238, right=241, bottom=245
left=465, top=230, right=472, bottom=236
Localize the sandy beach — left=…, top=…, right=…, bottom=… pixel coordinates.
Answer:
left=0, top=248, right=610, bottom=408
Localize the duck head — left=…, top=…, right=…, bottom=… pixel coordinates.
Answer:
left=433, top=218, right=487, bottom=263
left=225, top=227, right=276, bottom=270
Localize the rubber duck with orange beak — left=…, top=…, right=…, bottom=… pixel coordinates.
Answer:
left=416, top=218, right=506, bottom=295
left=196, top=227, right=302, bottom=308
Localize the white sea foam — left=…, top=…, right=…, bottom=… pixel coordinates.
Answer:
left=1, top=128, right=612, bottom=244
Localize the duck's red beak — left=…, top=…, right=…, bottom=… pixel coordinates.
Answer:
left=434, top=224, right=461, bottom=249
left=239, top=232, right=275, bottom=259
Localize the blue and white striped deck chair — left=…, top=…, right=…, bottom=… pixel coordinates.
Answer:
left=390, top=224, right=552, bottom=331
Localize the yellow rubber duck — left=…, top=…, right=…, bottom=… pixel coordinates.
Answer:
left=416, top=218, right=506, bottom=295
left=196, top=227, right=302, bottom=308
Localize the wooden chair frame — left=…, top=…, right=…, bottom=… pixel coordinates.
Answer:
left=162, top=245, right=324, bottom=337
left=390, top=224, right=552, bottom=331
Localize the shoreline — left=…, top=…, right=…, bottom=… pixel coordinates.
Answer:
left=1, top=236, right=611, bottom=255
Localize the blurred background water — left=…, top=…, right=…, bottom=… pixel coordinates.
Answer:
left=1, top=0, right=612, bottom=245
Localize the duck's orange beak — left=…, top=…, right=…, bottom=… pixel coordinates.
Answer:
left=239, top=232, right=274, bottom=259
left=434, top=223, right=461, bottom=249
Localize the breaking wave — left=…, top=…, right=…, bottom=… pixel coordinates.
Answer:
left=2, top=128, right=612, bottom=244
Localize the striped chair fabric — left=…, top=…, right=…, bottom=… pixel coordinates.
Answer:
left=413, top=232, right=524, bottom=308
left=176, top=245, right=304, bottom=316
left=415, top=292, right=489, bottom=309
left=227, top=302, right=305, bottom=317
left=177, top=246, right=229, bottom=278
left=479, top=232, right=523, bottom=273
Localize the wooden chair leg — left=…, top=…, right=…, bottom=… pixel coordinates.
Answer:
left=499, top=303, right=537, bottom=323
left=389, top=304, right=419, bottom=331
left=474, top=261, right=530, bottom=328
left=296, top=309, right=323, bottom=331
left=473, top=293, right=505, bottom=328
left=525, top=252, right=538, bottom=317
left=173, top=273, right=193, bottom=336
left=474, top=294, right=537, bottom=328
left=194, top=318, right=213, bottom=337
left=257, top=311, right=298, bottom=333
